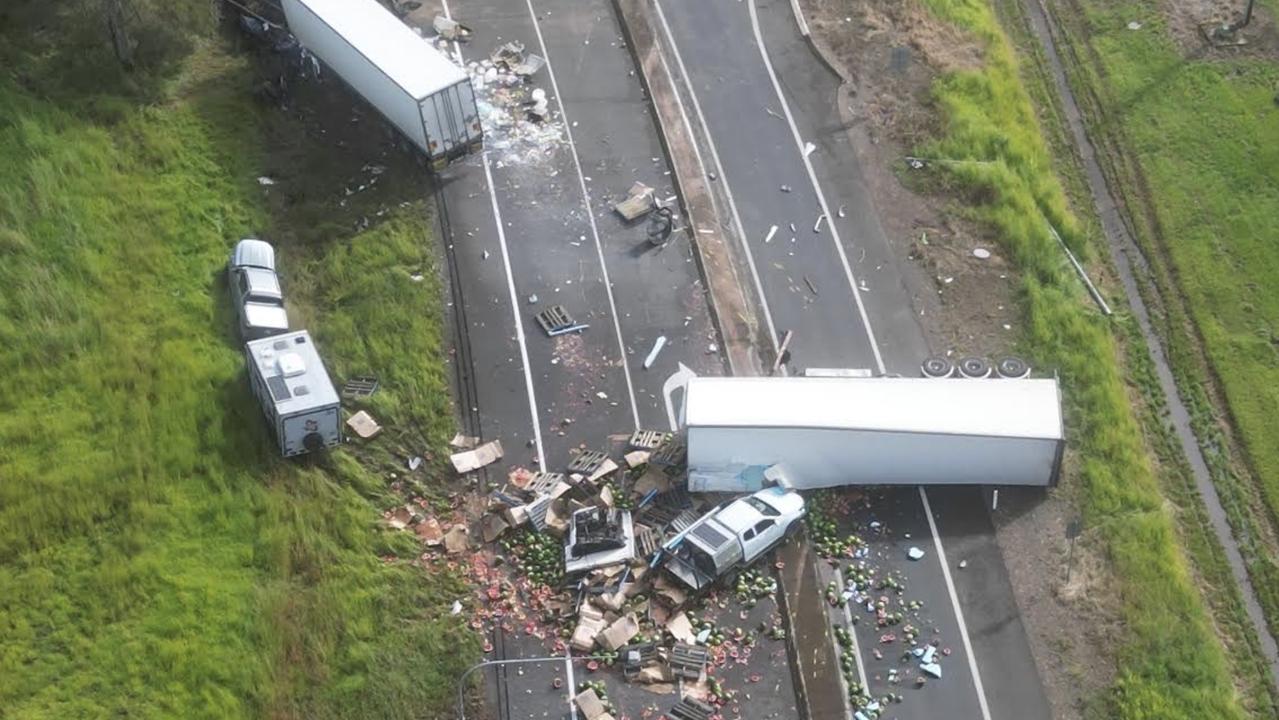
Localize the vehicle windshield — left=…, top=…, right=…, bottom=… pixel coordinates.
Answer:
left=743, top=496, right=780, bottom=517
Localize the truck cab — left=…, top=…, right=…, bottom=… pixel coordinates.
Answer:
left=664, top=487, right=805, bottom=590
left=228, top=239, right=289, bottom=341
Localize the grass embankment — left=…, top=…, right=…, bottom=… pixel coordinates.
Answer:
left=0, top=31, right=472, bottom=720
left=1046, top=0, right=1279, bottom=672
left=914, top=1, right=1245, bottom=717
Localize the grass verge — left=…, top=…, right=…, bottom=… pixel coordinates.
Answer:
left=0, top=28, right=474, bottom=720
left=914, top=0, right=1245, bottom=716
left=1043, top=0, right=1279, bottom=661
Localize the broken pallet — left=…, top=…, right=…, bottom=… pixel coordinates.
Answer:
left=534, top=304, right=588, bottom=336
left=669, top=643, right=708, bottom=680
left=567, top=449, right=610, bottom=475
left=668, top=696, right=714, bottom=720
left=628, top=429, right=671, bottom=451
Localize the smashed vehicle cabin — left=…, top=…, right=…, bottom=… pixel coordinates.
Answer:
left=280, top=0, right=482, bottom=167
left=663, top=487, right=805, bottom=590
left=683, top=376, right=1065, bottom=490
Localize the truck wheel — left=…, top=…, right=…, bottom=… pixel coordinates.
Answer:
left=995, top=356, right=1031, bottom=379
left=920, top=356, right=953, bottom=378
left=957, top=356, right=991, bottom=378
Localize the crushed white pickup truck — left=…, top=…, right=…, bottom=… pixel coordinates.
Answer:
left=661, top=486, right=806, bottom=590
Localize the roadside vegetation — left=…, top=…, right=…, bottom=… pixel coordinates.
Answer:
left=913, top=1, right=1246, bottom=717
left=0, top=3, right=473, bottom=718
left=1042, top=0, right=1279, bottom=676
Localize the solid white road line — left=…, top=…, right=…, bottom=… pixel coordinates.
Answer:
left=564, top=647, right=578, bottom=719
left=745, top=0, right=886, bottom=375
left=441, top=0, right=545, bottom=466
left=920, top=486, right=993, bottom=720
left=522, top=0, right=641, bottom=430
left=654, top=0, right=781, bottom=355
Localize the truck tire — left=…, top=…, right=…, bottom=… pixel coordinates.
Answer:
left=995, top=356, right=1031, bottom=379
left=957, top=356, right=991, bottom=378
left=921, top=356, right=953, bottom=378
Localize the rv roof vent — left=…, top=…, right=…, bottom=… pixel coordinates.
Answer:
left=276, top=352, right=306, bottom=378
left=273, top=340, right=289, bottom=351
left=294, top=385, right=310, bottom=396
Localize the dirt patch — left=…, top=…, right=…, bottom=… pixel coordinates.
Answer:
left=803, top=0, right=1119, bottom=715
left=1159, top=0, right=1279, bottom=60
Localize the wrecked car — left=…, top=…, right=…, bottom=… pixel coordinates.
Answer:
left=662, top=486, right=805, bottom=590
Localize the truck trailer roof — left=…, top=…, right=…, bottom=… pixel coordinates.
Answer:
left=683, top=376, right=1063, bottom=441
left=283, top=0, right=467, bottom=100
left=245, top=330, right=339, bottom=416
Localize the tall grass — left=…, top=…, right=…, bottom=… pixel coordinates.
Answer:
left=915, top=1, right=1244, bottom=717
left=0, top=42, right=473, bottom=720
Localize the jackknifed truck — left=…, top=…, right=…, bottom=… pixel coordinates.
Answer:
left=281, top=0, right=482, bottom=167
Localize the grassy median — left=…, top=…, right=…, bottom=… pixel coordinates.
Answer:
left=0, top=11, right=473, bottom=720
left=916, top=1, right=1245, bottom=717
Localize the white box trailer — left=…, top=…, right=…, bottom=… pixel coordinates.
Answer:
left=245, top=330, right=342, bottom=457
left=281, top=0, right=481, bottom=166
left=683, top=376, right=1064, bottom=490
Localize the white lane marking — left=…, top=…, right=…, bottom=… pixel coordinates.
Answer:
left=788, top=0, right=810, bottom=37
left=654, top=0, right=781, bottom=355
left=522, top=0, right=641, bottom=430
left=441, top=0, right=545, bottom=466
left=564, top=648, right=578, bottom=719
left=920, top=486, right=993, bottom=720
left=745, top=0, right=886, bottom=374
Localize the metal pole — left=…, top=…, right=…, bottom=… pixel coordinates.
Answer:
left=456, top=654, right=614, bottom=720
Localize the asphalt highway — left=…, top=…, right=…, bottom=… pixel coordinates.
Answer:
left=652, top=0, right=1053, bottom=717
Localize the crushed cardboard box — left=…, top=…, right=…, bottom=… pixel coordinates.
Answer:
left=574, top=689, right=607, bottom=720
left=599, top=612, right=640, bottom=651
left=443, top=525, right=471, bottom=554
left=415, top=516, right=444, bottom=545
left=346, top=410, right=382, bottom=439
left=451, top=439, right=504, bottom=473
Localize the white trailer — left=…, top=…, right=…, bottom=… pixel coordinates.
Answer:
left=683, top=376, right=1064, bottom=490
left=281, top=0, right=481, bottom=166
left=245, top=331, right=342, bottom=457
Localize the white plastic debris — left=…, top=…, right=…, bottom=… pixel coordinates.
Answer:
left=907, top=546, right=925, bottom=561
left=764, top=225, right=778, bottom=244
left=973, top=247, right=991, bottom=259
left=1126, top=21, right=1142, bottom=30
left=958, top=559, right=968, bottom=569
left=257, top=176, right=277, bottom=185
left=451, top=600, right=463, bottom=615
left=643, top=336, right=667, bottom=369
left=803, top=141, right=817, bottom=157
left=921, top=661, right=942, bottom=678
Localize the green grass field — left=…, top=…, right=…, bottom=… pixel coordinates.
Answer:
left=916, top=1, right=1246, bottom=717
left=0, top=23, right=474, bottom=720
left=1049, top=0, right=1279, bottom=650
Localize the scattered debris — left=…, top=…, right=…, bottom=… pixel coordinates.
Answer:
left=536, top=304, right=589, bottom=336
left=450, top=438, right=504, bottom=473
left=813, top=214, right=827, bottom=233
left=803, top=141, right=817, bottom=157
left=1126, top=20, right=1142, bottom=31
left=763, top=224, right=778, bottom=244
left=907, top=546, right=925, bottom=561
left=972, top=247, right=991, bottom=259
left=433, top=15, right=473, bottom=41
left=341, top=375, right=379, bottom=399
left=615, top=181, right=656, bottom=221
left=450, top=433, right=480, bottom=449
left=257, top=176, right=277, bottom=185
left=643, top=336, right=668, bottom=369
left=346, top=410, right=382, bottom=439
